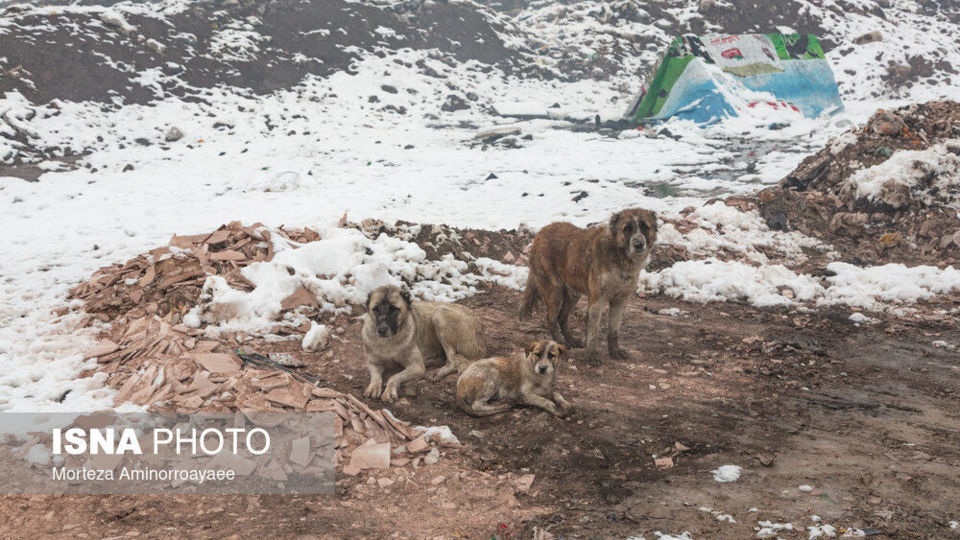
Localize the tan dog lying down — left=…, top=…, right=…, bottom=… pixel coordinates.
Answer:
left=362, top=285, right=485, bottom=402
left=456, top=340, right=572, bottom=417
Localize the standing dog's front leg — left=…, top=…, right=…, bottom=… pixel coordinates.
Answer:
left=583, top=293, right=606, bottom=364
left=607, top=293, right=630, bottom=360
left=382, top=348, right=426, bottom=402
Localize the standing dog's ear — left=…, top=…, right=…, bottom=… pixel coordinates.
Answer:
left=399, top=287, right=413, bottom=307
left=364, top=290, right=374, bottom=311
left=609, top=211, right=622, bottom=232
left=524, top=340, right=543, bottom=356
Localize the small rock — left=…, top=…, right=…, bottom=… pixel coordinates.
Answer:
left=406, top=436, right=431, bottom=454
left=514, top=473, right=535, bottom=493
left=423, top=447, right=440, bottom=465
left=853, top=31, right=882, bottom=45
left=165, top=127, right=183, bottom=142
left=441, top=94, right=469, bottom=112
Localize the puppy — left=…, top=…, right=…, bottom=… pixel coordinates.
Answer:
left=456, top=340, right=571, bottom=417
left=519, top=208, right=657, bottom=363
left=362, top=285, right=485, bottom=402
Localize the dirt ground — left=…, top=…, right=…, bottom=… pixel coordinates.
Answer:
left=2, top=282, right=959, bottom=539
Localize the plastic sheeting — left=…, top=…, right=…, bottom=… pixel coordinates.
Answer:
left=625, top=34, right=844, bottom=124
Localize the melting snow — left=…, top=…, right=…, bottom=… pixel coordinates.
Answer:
left=711, top=464, right=741, bottom=483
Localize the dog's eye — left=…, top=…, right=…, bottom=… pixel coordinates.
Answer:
left=624, top=222, right=633, bottom=233
left=639, top=222, right=649, bottom=233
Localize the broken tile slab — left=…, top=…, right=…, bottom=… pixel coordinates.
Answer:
left=341, top=464, right=361, bottom=477
left=280, top=286, right=319, bottom=311
left=289, top=436, right=311, bottom=467
left=205, top=452, right=257, bottom=476
left=204, top=229, right=231, bottom=245
left=193, top=353, right=241, bottom=374
left=264, top=385, right=310, bottom=409
left=83, top=340, right=120, bottom=360
left=349, top=441, right=391, bottom=470
left=655, top=456, right=674, bottom=469
left=311, top=387, right=343, bottom=399
left=169, top=233, right=208, bottom=249
left=209, top=249, right=246, bottom=262
left=406, top=436, right=431, bottom=454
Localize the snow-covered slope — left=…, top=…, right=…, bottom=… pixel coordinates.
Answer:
left=1, top=0, right=958, bottom=107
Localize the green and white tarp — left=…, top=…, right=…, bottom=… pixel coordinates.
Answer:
left=625, top=34, right=844, bottom=124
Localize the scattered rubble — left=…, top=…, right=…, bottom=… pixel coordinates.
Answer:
left=75, top=307, right=460, bottom=475
left=756, top=101, right=960, bottom=267
left=65, top=221, right=495, bottom=477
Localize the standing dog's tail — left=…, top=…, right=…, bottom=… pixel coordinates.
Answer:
left=518, top=273, right=539, bottom=319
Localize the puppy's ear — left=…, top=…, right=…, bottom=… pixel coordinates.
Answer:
left=365, top=291, right=375, bottom=311
left=555, top=344, right=568, bottom=358
left=399, top=287, right=413, bottom=307
left=524, top=340, right=541, bottom=356
left=609, top=211, right=622, bottom=232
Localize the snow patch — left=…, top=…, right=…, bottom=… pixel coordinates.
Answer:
left=301, top=322, right=329, bottom=352
left=807, top=524, right=837, bottom=539
left=844, top=140, right=960, bottom=208
left=641, top=259, right=821, bottom=307
left=414, top=425, right=459, bottom=446
left=711, top=464, right=741, bottom=483
left=757, top=521, right=794, bottom=539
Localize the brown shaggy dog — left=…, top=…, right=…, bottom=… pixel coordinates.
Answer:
left=519, top=208, right=657, bottom=363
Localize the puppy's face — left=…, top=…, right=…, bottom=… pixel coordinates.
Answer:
left=524, top=340, right=567, bottom=376
left=610, top=208, right=658, bottom=257
left=366, top=286, right=411, bottom=338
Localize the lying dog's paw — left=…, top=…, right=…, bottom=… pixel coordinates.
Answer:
left=364, top=382, right=382, bottom=399
left=609, top=347, right=631, bottom=361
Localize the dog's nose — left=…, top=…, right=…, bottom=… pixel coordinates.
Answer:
left=537, top=366, right=547, bottom=374
left=376, top=325, right=390, bottom=337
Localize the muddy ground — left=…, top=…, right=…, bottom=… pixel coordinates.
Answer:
left=2, top=283, right=959, bottom=539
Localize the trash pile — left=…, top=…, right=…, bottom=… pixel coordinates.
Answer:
left=68, top=221, right=322, bottom=326
left=80, top=311, right=457, bottom=474
left=70, top=216, right=529, bottom=475
left=756, top=101, right=960, bottom=266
